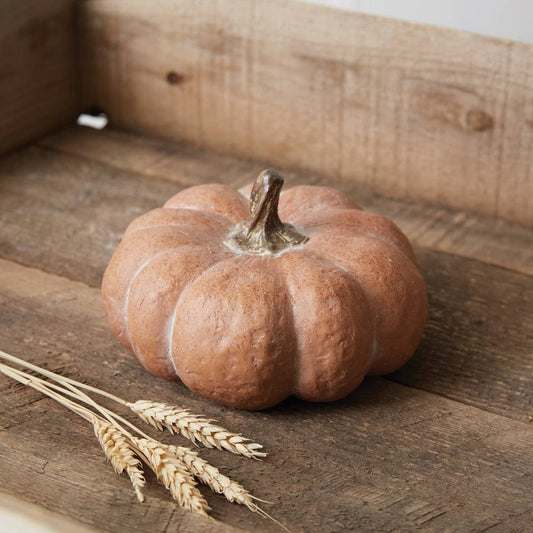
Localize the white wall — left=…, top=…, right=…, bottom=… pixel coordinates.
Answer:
left=302, top=0, right=533, bottom=44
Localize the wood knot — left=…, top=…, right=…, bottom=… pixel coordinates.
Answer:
left=466, top=109, right=494, bottom=132
left=166, top=71, right=184, bottom=85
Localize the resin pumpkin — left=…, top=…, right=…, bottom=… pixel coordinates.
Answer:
left=102, top=170, right=427, bottom=409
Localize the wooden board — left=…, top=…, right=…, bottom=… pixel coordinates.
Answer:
left=77, top=0, right=533, bottom=227
left=1, top=258, right=532, bottom=533
left=0, top=126, right=531, bottom=426
left=0, top=0, right=78, bottom=154
left=39, top=125, right=533, bottom=277
left=0, top=126, right=532, bottom=531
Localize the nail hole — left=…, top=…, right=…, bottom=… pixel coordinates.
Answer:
left=166, top=71, right=184, bottom=85
left=77, top=107, right=108, bottom=129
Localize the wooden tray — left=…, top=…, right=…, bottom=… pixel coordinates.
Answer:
left=1, top=2, right=532, bottom=532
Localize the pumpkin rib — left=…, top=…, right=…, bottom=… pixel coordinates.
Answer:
left=103, top=227, right=217, bottom=348
left=169, top=255, right=296, bottom=409
left=276, top=250, right=374, bottom=402
left=106, top=221, right=229, bottom=349
left=163, top=183, right=249, bottom=225
left=307, top=223, right=416, bottom=265
left=123, top=208, right=231, bottom=241
left=165, top=254, right=238, bottom=378
left=294, top=208, right=417, bottom=264
left=123, top=249, right=176, bottom=346
left=126, top=246, right=229, bottom=380
left=278, top=185, right=361, bottom=222
left=305, top=231, right=427, bottom=375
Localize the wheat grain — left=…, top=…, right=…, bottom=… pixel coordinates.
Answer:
left=128, top=400, right=266, bottom=459
left=165, top=443, right=268, bottom=513
left=92, top=417, right=146, bottom=502
left=132, top=437, right=210, bottom=516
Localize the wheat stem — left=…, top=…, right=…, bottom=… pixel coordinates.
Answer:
left=0, top=363, right=148, bottom=503
left=0, top=362, right=95, bottom=422
left=1, top=364, right=153, bottom=441
left=0, top=350, right=127, bottom=405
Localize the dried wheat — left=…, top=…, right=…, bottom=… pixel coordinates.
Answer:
left=165, top=443, right=267, bottom=514
left=92, top=417, right=146, bottom=502
left=128, top=400, right=266, bottom=459
left=132, top=437, right=210, bottom=516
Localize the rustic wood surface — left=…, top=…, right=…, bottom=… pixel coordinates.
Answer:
left=77, top=0, right=533, bottom=227
left=0, top=0, right=78, bottom=154
left=0, top=126, right=532, bottom=532
left=39, top=125, right=533, bottom=277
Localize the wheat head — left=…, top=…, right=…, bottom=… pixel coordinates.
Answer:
left=132, top=437, right=210, bottom=516
left=92, top=417, right=145, bottom=502
left=128, top=400, right=266, bottom=459
left=166, top=443, right=267, bottom=514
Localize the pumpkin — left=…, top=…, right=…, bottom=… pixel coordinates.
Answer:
left=102, top=170, right=427, bottom=410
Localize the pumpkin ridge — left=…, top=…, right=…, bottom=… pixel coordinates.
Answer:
left=276, top=251, right=374, bottom=401
left=103, top=225, right=217, bottom=349
left=301, top=247, right=383, bottom=369
left=166, top=255, right=241, bottom=379
left=308, top=223, right=416, bottom=265
left=300, top=252, right=378, bottom=371
left=123, top=248, right=179, bottom=348
left=125, top=217, right=232, bottom=241
left=163, top=183, right=249, bottom=225
left=268, top=254, right=301, bottom=397
left=169, top=254, right=295, bottom=408
left=126, top=245, right=229, bottom=379
left=278, top=185, right=360, bottom=221
left=294, top=208, right=416, bottom=264
left=306, top=237, right=426, bottom=375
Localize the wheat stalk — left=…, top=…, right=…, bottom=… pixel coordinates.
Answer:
left=128, top=400, right=266, bottom=459
left=92, top=417, right=146, bottom=502
left=132, top=437, right=210, bottom=516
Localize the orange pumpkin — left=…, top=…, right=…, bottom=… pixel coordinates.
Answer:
left=102, top=170, right=427, bottom=409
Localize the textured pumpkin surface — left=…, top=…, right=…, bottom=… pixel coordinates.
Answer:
left=102, top=172, right=427, bottom=409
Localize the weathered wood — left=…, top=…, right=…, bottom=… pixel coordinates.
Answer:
left=395, top=248, right=533, bottom=421
left=1, top=258, right=532, bottom=533
left=77, top=0, right=533, bottom=227
left=1, top=133, right=532, bottom=424
left=39, top=125, right=533, bottom=276
left=0, top=0, right=79, bottom=154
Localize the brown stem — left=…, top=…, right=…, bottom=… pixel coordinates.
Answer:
left=225, top=169, right=309, bottom=255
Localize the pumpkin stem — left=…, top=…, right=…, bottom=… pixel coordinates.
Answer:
left=225, top=169, right=309, bottom=255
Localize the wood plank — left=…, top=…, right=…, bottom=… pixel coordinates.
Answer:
left=1, top=258, right=532, bottom=532
left=40, top=125, right=533, bottom=276
left=0, top=0, right=78, bottom=154
left=77, top=0, right=533, bottom=227
left=0, top=137, right=532, bottom=425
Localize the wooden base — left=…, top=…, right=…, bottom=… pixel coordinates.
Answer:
left=0, top=125, right=532, bottom=532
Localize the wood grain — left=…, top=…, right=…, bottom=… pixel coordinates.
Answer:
left=39, top=125, right=533, bottom=276
left=0, top=0, right=78, bottom=154
left=77, top=0, right=533, bottom=227
left=0, top=131, right=532, bottom=425
left=1, top=258, right=532, bottom=533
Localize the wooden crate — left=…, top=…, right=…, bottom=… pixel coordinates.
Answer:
left=1, top=1, right=532, bottom=532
